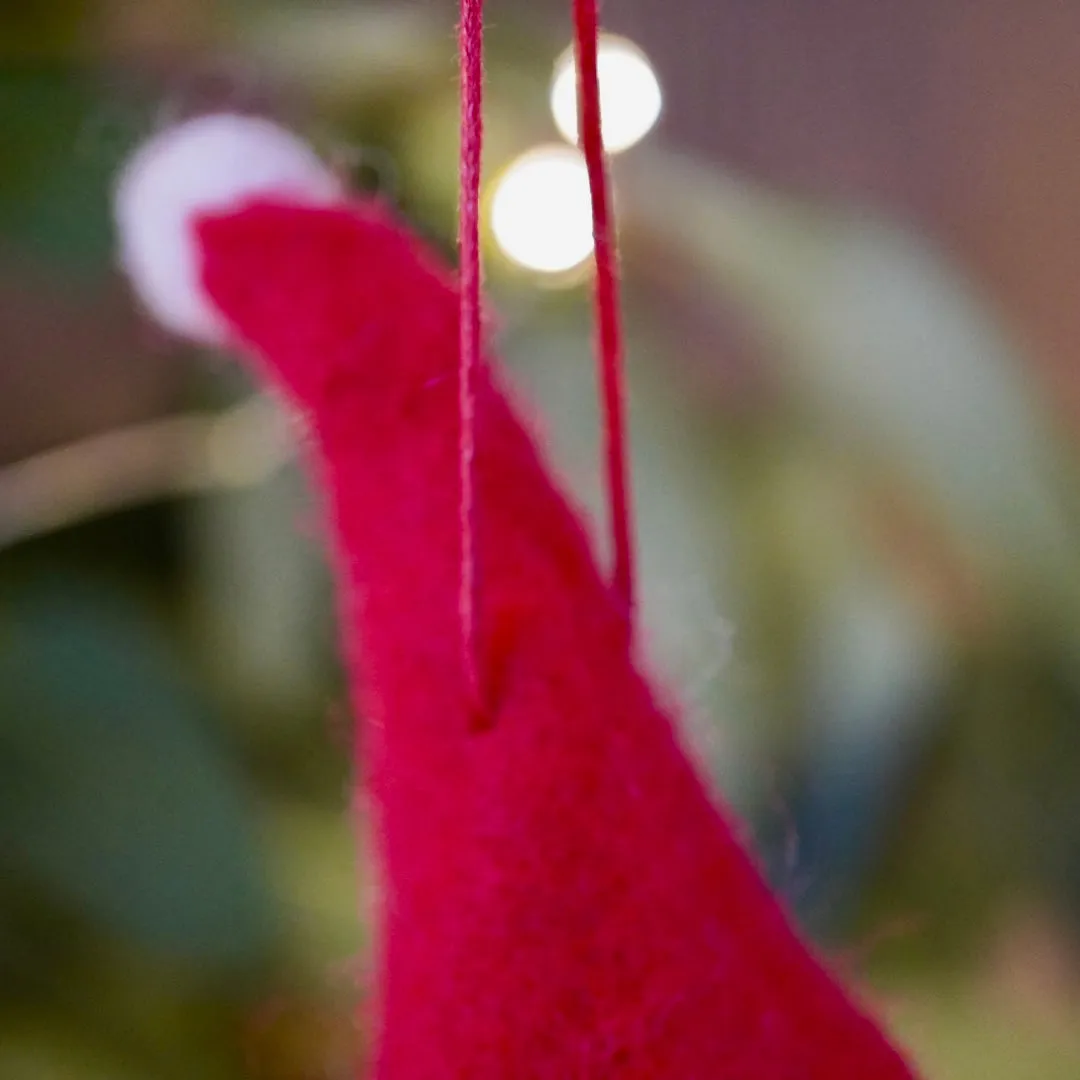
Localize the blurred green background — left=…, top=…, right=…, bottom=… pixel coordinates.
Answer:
left=3, top=1, right=1080, bottom=1077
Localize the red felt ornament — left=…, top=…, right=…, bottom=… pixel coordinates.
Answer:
left=113, top=11, right=923, bottom=1076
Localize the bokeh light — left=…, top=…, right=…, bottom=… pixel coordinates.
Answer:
left=490, top=145, right=594, bottom=274
left=550, top=34, right=663, bottom=153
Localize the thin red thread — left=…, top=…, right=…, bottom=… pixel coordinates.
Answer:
left=572, top=0, right=636, bottom=633
left=458, top=0, right=484, bottom=706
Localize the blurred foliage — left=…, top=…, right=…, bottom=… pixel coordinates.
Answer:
left=0, top=3, right=87, bottom=59
left=0, top=68, right=137, bottom=268
left=0, top=574, right=274, bottom=966
left=2, top=2, right=1080, bottom=1078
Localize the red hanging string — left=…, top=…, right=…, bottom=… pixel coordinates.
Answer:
left=572, top=0, right=636, bottom=632
left=458, top=0, right=484, bottom=704
left=457, top=0, right=636, bottom=691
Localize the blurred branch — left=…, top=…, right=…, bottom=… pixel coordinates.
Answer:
left=0, top=394, right=293, bottom=550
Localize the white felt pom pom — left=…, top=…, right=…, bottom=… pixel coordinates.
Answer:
left=114, top=113, right=341, bottom=343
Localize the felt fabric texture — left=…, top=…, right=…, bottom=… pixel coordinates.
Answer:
left=195, top=198, right=919, bottom=1079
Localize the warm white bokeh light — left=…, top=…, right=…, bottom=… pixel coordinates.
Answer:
left=490, top=146, right=594, bottom=274
left=550, top=35, right=662, bottom=154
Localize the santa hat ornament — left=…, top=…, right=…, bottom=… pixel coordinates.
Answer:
left=113, top=5, right=921, bottom=1077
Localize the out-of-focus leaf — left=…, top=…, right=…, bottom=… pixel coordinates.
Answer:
left=626, top=155, right=1080, bottom=646
left=0, top=576, right=275, bottom=969
left=790, top=575, right=949, bottom=934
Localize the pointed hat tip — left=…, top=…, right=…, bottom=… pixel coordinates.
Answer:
left=114, top=113, right=342, bottom=344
